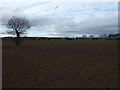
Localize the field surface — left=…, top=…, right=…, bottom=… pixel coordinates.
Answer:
left=2, top=39, right=118, bottom=88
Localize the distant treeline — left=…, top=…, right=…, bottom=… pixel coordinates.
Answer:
left=2, top=33, right=120, bottom=40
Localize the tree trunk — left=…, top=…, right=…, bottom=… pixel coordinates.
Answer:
left=16, top=31, right=20, bottom=45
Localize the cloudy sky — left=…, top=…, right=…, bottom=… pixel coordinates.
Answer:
left=0, top=1, right=118, bottom=37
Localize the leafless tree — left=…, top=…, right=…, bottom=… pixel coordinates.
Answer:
left=82, top=35, right=87, bottom=39
left=6, top=16, right=31, bottom=45
left=89, top=35, right=95, bottom=38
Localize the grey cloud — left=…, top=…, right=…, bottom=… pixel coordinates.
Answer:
left=29, top=16, right=56, bottom=27
left=0, top=2, right=118, bottom=37
left=1, top=14, right=117, bottom=36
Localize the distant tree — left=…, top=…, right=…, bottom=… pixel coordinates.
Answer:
left=99, top=34, right=107, bottom=39
left=6, top=16, right=31, bottom=45
left=108, top=33, right=120, bottom=40
left=108, top=34, right=114, bottom=39
left=102, top=34, right=107, bottom=39
left=108, top=34, right=113, bottom=37
left=82, top=35, right=87, bottom=39
left=116, top=34, right=119, bottom=39
left=76, top=37, right=79, bottom=40
left=89, top=35, right=95, bottom=39
left=99, top=34, right=103, bottom=39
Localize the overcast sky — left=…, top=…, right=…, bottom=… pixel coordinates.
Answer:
left=0, top=1, right=118, bottom=37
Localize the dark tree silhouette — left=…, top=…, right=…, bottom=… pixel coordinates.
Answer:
left=6, top=16, right=31, bottom=45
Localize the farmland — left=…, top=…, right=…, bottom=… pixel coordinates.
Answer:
left=2, top=39, right=118, bottom=88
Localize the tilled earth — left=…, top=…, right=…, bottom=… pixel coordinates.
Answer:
left=2, top=40, right=118, bottom=88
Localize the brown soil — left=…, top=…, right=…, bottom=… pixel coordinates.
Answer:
left=2, top=39, right=118, bottom=88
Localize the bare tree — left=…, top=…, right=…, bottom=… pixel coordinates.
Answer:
left=99, top=34, right=107, bottom=39
left=89, top=35, right=95, bottom=38
left=6, top=16, right=31, bottom=45
left=82, top=35, right=87, bottom=39
left=102, top=34, right=107, bottom=39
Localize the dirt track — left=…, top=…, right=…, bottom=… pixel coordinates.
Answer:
left=2, top=39, right=118, bottom=88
